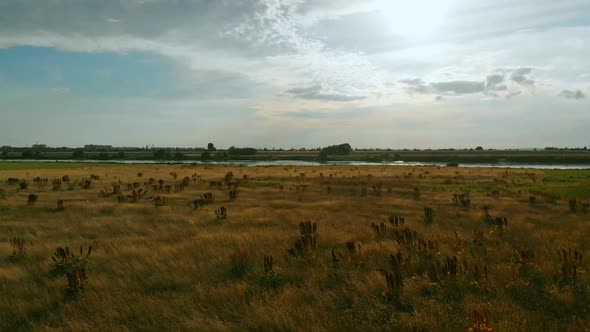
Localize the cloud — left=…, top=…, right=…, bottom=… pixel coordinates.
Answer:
left=559, top=89, right=585, bottom=100
left=400, top=67, right=541, bottom=98
left=287, top=85, right=366, bottom=102
left=400, top=78, right=484, bottom=96
left=431, top=81, right=485, bottom=95
left=510, top=67, right=535, bottom=86
left=485, top=74, right=505, bottom=90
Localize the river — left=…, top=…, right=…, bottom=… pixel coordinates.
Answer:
left=2, top=159, right=590, bottom=170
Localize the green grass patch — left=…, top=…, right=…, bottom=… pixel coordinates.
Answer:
left=0, top=162, right=133, bottom=170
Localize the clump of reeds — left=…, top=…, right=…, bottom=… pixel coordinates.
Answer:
left=557, top=248, right=583, bottom=286
left=472, top=230, right=485, bottom=246
left=52, top=178, right=62, bottom=191
left=287, top=220, right=318, bottom=257
left=228, top=249, right=249, bottom=279
left=345, top=241, right=361, bottom=258
left=510, top=248, right=534, bottom=280
left=388, top=215, right=405, bottom=227
left=9, top=237, right=26, bottom=259
left=379, top=252, right=407, bottom=306
left=27, top=193, right=38, bottom=206
left=153, top=195, right=169, bottom=207
left=423, top=207, right=434, bottom=225
left=228, top=190, right=239, bottom=201
left=215, top=206, right=227, bottom=220
left=260, top=255, right=283, bottom=289
left=98, top=185, right=120, bottom=198
left=413, top=187, right=421, bottom=200
left=19, top=181, right=29, bottom=190
left=371, top=222, right=387, bottom=238
left=80, top=179, right=92, bottom=189
left=451, top=192, right=471, bottom=208
left=56, top=199, right=65, bottom=211
left=33, top=177, right=48, bottom=184
left=120, top=188, right=148, bottom=203
left=51, top=246, right=92, bottom=297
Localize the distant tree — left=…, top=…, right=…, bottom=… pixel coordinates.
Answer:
left=174, top=152, right=185, bottom=160
left=320, top=143, right=352, bottom=156
left=97, top=152, right=110, bottom=160
left=72, top=150, right=84, bottom=159
left=207, top=143, right=216, bottom=151
left=117, top=151, right=126, bottom=159
left=201, top=151, right=211, bottom=160
left=475, top=146, right=484, bottom=151
left=153, top=149, right=170, bottom=160
left=1, top=150, right=8, bottom=158
left=227, top=147, right=257, bottom=156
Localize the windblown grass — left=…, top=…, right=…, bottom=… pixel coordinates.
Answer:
left=0, top=164, right=588, bottom=330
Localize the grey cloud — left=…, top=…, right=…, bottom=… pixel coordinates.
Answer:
left=431, top=81, right=485, bottom=95
left=510, top=67, right=535, bottom=86
left=399, top=78, right=425, bottom=85
left=485, top=74, right=505, bottom=90
left=506, top=91, right=521, bottom=99
left=400, top=78, right=485, bottom=96
left=559, top=89, right=585, bottom=100
left=287, top=85, right=365, bottom=102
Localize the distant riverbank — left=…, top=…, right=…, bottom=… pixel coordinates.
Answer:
left=1, top=159, right=589, bottom=170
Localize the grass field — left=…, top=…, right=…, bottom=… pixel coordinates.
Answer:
left=1, top=163, right=589, bottom=331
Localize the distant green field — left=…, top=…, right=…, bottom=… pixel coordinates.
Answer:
left=0, top=162, right=131, bottom=170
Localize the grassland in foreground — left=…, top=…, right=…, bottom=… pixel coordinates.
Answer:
left=0, top=163, right=589, bottom=331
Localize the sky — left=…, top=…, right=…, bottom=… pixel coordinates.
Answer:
left=0, top=0, right=588, bottom=149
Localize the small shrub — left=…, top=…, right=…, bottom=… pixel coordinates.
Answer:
left=56, top=199, right=65, bottom=211
left=19, top=181, right=29, bottom=190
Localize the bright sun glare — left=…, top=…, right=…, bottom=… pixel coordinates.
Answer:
left=377, top=0, right=453, bottom=40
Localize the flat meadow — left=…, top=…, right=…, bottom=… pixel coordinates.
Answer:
left=0, top=162, right=589, bottom=331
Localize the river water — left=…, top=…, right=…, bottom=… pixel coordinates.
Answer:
left=2, top=159, right=590, bottom=170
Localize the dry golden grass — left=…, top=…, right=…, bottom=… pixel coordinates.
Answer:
left=0, top=164, right=589, bottom=331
